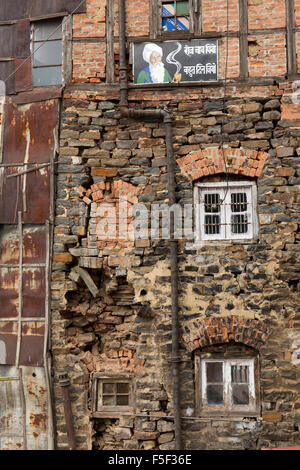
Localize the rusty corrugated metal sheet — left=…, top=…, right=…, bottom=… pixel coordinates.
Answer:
left=0, top=225, right=47, bottom=265
left=0, top=61, right=14, bottom=95
left=0, top=0, right=86, bottom=21
left=0, top=365, right=49, bottom=450
left=2, top=99, right=58, bottom=164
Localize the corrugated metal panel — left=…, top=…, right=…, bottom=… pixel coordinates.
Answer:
left=0, top=0, right=86, bottom=20
left=0, top=1, right=27, bottom=21
left=0, top=25, right=15, bottom=58
left=15, top=20, right=31, bottom=59
left=2, top=99, right=58, bottom=164
left=28, top=0, right=87, bottom=17
left=0, top=365, right=48, bottom=450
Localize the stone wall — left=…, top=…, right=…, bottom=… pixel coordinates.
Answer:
left=51, top=83, right=300, bottom=450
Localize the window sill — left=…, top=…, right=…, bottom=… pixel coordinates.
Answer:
left=92, top=408, right=134, bottom=419
left=198, top=410, right=261, bottom=419
left=186, top=237, right=259, bottom=250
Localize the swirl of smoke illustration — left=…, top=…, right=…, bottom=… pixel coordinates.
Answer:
left=166, top=42, right=182, bottom=74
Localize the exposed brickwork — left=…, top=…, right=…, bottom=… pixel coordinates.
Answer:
left=73, top=42, right=106, bottom=83
left=176, top=146, right=269, bottom=180
left=248, top=0, right=286, bottom=30
left=248, top=34, right=287, bottom=77
left=182, top=316, right=272, bottom=352
left=202, top=0, right=239, bottom=32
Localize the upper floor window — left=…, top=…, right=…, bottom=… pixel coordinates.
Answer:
left=31, top=18, right=62, bottom=87
left=161, top=1, right=190, bottom=31
left=194, top=181, right=258, bottom=242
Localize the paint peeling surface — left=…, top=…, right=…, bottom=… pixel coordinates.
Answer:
left=0, top=365, right=48, bottom=450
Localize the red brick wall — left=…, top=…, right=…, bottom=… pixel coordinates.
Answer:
left=73, top=42, right=106, bottom=83
left=248, top=0, right=286, bottom=29
left=71, top=0, right=299, bottom=83
left=202, top=0, right=239, bottom=32
left=248, top=34, right=287, bottom=77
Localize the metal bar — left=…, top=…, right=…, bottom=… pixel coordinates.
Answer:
left=0, top=263, right=46, bottom=268
left=0, top=377, right=19, bottom=381
left=44, top=220, right=54, bottom=450
left=0, top=318, right=46, bottom=322
left=6, top=164, right=50, bottom=178
left=59, top=373, right=76, bottom=450
left=18, top=367, right=27, bottom=450
left=15, top=211, right=23, bottom=367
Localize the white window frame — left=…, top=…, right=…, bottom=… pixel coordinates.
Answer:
left=195, top=356, right=259, bottom=417
left=194, top=180, right=258, bottom=242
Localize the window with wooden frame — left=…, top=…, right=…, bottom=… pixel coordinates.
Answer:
left=91, top=375, right=135, bottom=418
left=194, top=181, right=258, bottom=242
left=195, top=355, right=260, bottom=417
left=31, top=18, right=63, bottom=87
left=152, top=1, right=201, bottom=37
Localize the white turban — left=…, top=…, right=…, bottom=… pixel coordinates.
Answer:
left=143, top=43, right=163, bottom=64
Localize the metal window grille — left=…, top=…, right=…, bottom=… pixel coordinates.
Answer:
left=196, top=182, right=257, bottom=241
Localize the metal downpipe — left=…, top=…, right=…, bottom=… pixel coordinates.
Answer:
left=118, top=0, right=182, bottom=449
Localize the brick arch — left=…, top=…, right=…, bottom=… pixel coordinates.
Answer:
left=176, top=146, right=269, bottom=181
left=182, top=316, right=272, bottom=352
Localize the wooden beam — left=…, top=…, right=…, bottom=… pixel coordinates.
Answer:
left=106, top=0, right=115, bottom=83
left=239, top=0, right=248, bottom=79
left=286, top=0, right=297, bottom=78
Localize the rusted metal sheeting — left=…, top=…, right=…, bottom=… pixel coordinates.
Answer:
left=0, top=1, right=27, bottom=21
left=0, top=322, right=45, bottom=366
left=0, top=365, right=48, bottom=450
left=0, top=166, right=50, bottom=223
left=2, top=99, right=58, bottom=165
left=0, top=0, right=86, bottom=21
left=0, top=225, right=47, bottom=265
left=28, top=0, right=87, bottom=17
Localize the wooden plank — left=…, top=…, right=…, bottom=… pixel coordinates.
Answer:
left=239, top=0, right=248, bottom=79
left=149, top=0, right=158, bottom=39
left=62, top=15, right=73, bottom=87
left=106, top=0, right=115, bottom=83
left=286, top=0, right=297, bottom=78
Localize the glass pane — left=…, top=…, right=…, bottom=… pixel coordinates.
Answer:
left=176, top=16, right=190, bottom=30
left=103, top=383, right=115, bottom=394
left=116, top=383, right=129, bottom=393
left=231, top=193, right=247, bottom=212
left=33, top=66, right=62, bottom=86
left=102, top=395, right=115, bottom=406
left=116, top=395, right=129, bottom=406
left=176, top=1, right=189, bottom=15
left=34, top=19, right=62, bottom=41
left=204, top=194, right=220, bottom=213
left=206, top=362, right=223, bottom=383
left=232, top=384, right=249, bottom=405
left=207, top=384, right=224, bottom=404
left=231, top=214, right=248, bottom=234
left=205, top=215, right=220, bottom=235
left=33, top=40, right=62, bottom=67
left=162, top=3, right=175, bottom=16
left=231, top=365, right=249, bottom=383
left=162, top=17, right=175, bottom=31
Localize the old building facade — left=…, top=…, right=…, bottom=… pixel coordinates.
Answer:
left=0, top=0, right=300, bottom=450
